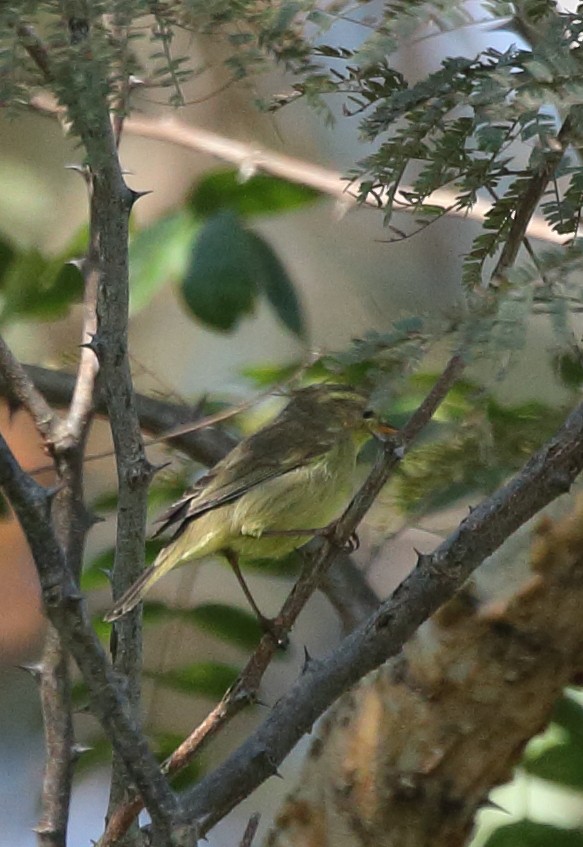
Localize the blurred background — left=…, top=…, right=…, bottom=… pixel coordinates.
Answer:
left=1, top=4, right=581, bottom=846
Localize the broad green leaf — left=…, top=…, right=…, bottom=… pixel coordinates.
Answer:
left=129, top=211, right=195, bottom=313
left=188, top=169, right=319, bottom=218
left=146, top=661, right=239, bottom=699
left=181, top=211, right=258, bottom=331
left=247, top=231, right=306, bottom=338
left=553, top=694, right=583, bottom=744
left=484, top=820, right=583, bottom=847
left=523, top=741, right=583, bottom=790
left=189, top=603, right=262, bottom=650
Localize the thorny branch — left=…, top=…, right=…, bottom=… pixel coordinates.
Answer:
left=177, top=375, right=583, bottom=837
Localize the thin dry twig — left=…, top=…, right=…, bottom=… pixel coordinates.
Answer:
left=0, top=337, right=59, bottom=442
left=491, top=116, right=574, bottom=281
left=0, top=434, right=180, bottom=832
left=28, top=93, right=560, bottom=245
left=239, top=813, right=260, bottom=847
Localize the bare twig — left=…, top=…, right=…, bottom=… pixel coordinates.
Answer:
left=0, top=436, right=179, bottom=832
left=239, top=813, right=260, bottom=847
left=491, top=116, right=574, bottom=281
left=35, top=628, right=74, bottom=847
left=13, top=364, right=236, bottom=468
left=0, top=338, right=59, bottom=442
left=17, top=23, right=53, bottom=81
left=28, top=93, right=561, bottom=245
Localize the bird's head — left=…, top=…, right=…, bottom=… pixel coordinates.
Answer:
left=285, top=384, right=397, bottom=444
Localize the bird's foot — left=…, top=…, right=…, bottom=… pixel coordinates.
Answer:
left=317, top=520, right=360, bottom=553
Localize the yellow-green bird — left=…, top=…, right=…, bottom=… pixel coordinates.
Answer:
left=105, top=383, right=390, bottom=623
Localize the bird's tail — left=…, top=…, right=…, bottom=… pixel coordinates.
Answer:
left=104, top=543, right=184, bottom=622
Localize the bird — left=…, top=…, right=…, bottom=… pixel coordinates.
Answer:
left=104, top=383, right=392, bottom=623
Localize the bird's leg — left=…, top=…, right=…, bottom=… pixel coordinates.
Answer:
left=223, top=549, right=287, bottom=647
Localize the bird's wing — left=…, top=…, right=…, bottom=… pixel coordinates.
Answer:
left=152, top=414, right=336, bottom=540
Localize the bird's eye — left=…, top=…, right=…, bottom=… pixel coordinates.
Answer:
left=362, top=409, right=374, bottom=420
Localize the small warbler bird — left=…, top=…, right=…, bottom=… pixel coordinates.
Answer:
left=105, top=384, right=392, bottom=623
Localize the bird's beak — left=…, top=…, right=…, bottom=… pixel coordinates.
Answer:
left=372, top=421, right=399, bottom=440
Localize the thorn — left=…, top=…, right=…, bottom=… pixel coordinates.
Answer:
left=83, top=510, right=105, bottom=529
left=65, top=163, right=88, bottom=174
left=71, top=743, right=93, bottom=762
left=254, top=698, right=270, bottom=709
left=65, top=163, right=91, bottom=184
left=468, top=504, right=477, bottom=514
left=6, top=395, right=22, bottom=420
left=413, top=548, right=432, bottom=568
left=151, top=460, right=172, bottom=477
left=45, top=481, right=66, bottom=502
left=17, top=662, right=43, bottom=681
left=79, top=332, right=103, bottom=355
left=67, top=257, right=85, bottom=271
left=128, top=188, right=153, bottom=207
left=302, top=645, right=313, bottom=674
left=479, top=798, right=509, bottom=814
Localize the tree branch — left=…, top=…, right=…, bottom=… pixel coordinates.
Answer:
left=0, top=340, right=59, bottom=442
left=14, top=365, right=235, bottom=469
left=177, top=385, right=583, bottom=836
left=268, top=498, right=583, bottom=846
left=491, top=116, right=573, bottom=281
left=0, top=435, right=180, bottom=833
left=28, top=93, right=561, bottom=246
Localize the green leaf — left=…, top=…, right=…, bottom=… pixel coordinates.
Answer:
left=129, top=211, right=195, bottom=313
left=523, top=740, right=583, bottom=790
left=81, top=549, right=113, bottom=590
left=181, top=211, right=259, bottom=331
left=247, top=231, right=306, bottom=338
left=70, top=738, right=112, bottom=775
left=146, top=661, right=239, bottom=699
left=555, top=351, right=583, bottom=388
left=240, top=360, right=302, bottom=386
left=483, top=820, right=583, bottom=847
left=189, top=603, right=262, bottom=650
left=0, top=249, right=83, bottom=322
left=553, top=694, right=583, bottom=744
left=0, top=236, right=15, bottom=284
left=188, top=169, right=319, bottom=219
